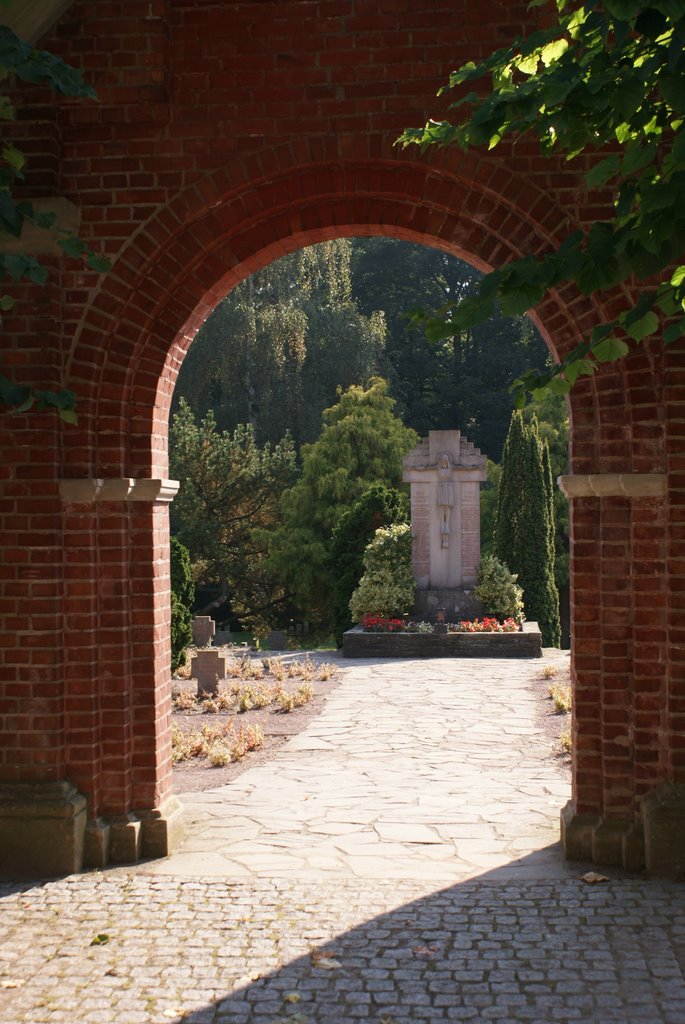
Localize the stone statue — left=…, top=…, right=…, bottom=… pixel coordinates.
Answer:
left=436, top=452, right=454, bottom=548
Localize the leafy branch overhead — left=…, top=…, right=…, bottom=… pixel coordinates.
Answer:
left=0, top=26, right=110, bottom=420
left=398, top=0, right=685, bottom=402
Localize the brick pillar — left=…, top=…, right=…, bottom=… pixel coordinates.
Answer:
left=640, top=339, right=685, bottom=878
left=560, top=473, right=671, bottom=873
left=58, top=479, right=183, bottom=868
left=0, top=475, right=183, bottom=876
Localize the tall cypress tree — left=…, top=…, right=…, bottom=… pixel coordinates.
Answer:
left=494, top=412, right=560, bottom=647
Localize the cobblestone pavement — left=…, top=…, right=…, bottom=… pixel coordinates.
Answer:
left=1, top=875, right=684, bottom=1023
left=154, top=653, right=573, bottom=880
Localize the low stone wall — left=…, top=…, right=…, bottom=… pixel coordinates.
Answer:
left=342, top=622, right=542, bottom=659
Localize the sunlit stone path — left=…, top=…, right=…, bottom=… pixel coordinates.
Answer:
left=148, top=651, right=574, bottom=881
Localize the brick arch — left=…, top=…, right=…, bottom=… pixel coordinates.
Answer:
left=1, top=0, right=680, bottom=877
left=64, top=143, right=635, bottom=480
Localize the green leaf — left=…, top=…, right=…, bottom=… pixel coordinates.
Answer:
left=0, top=293, right=15, bottom=310
left=85, top=251, right=112, bottom=273
left=58, top=236, right=86, bottom=258
left=58, top=407, right=79, bottom=425
left=90, top=934, right=110, bottom=946
left=0, top=374, right=31, bottom=408
left=585, top=154, right=620, bottom=188
left=625, top=310, right=658, bottom=341
left=604, top=0, right=643, bottom=21
left=664, top=317, right=685, bottom=343
left=592, top=337, right=630, bottom=362
left=548, top=376, right=571, bottom=395
left=660, top=75, right=685, bottom=114
left=2, top=143, right=24, bottom=173
left=1, top=252, right=48, bottom=285
left=564, top=358, right=596, bottom=384
left=621, top=139, right=657, bottom=176
left=540, top=38, right=569, bottom=66
left=671, top=266, right=685, bottom=288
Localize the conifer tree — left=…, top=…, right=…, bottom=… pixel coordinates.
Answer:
left=494, top=411, right=560, bottom=646
left=170, top=537, right=194, bottom=672
left=268, top=378, right=417, bottom=626
left=329, top=483, right=409, bottom=646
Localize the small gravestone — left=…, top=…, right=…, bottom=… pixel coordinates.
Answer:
left=192, top=615, right=215, bottom=647
left=213, top=629, right=232, bottom=646
left=267, top=630, right=287, bottom=651
left=191, top=649, right=226, bottom=696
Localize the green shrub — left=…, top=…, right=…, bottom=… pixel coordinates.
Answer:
left=474, top=554, right=524, bottom=622
left=349, top=523, right=415, bottom=621
left=171, top=537, right=194, bottom=673
left=329, top=483, right=409, bottom=646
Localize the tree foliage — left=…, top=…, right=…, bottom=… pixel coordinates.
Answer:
left=474, top=554, right=524, bottom=622
left=174, top=240, right=386, bottom=448
left=400, top=1, right=685, bottom=401
left=0, top=26, right=109, bottom=419
left=495, top=411, right=560, bottom=646
left=170, top=537, right=194, bottom=672
left=267, top=378, right=418, bottom=625
left=350, top=237, right=549, bottom=459
left=348, top=523, right=415, bottom=622
left=169, top=399, right=297, bottom=630
left=329, top=483, right=409, bottom=646
left=525, top=387, right=570, bottom=590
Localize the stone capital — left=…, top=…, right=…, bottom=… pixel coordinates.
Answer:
left=59, top=478, right=179, bottom=504
left=557, top=473, right=666, bottom=499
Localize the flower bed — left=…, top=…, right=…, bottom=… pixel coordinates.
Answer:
left=361, top=614, right=521, bottom=634
left=343, top=620, right=542, bottom=659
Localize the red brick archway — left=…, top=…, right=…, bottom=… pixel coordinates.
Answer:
left=1, top=0, right=682, bottom=877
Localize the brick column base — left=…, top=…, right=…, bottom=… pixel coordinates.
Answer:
left=0, top=783, right=184, bottom=877
left=83, top=796, right=185, bottom=869
left=0, top=781, right=87, bottom=877
left=562, top=790, right=685, bottom=879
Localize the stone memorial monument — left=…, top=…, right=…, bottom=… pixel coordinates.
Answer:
left=402, top=430, right=487, bottom=621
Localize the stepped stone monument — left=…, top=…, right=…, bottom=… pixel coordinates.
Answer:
left=402, top=430, right=487, bottom=621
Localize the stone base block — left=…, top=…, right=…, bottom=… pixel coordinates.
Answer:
left=83, top=817, right=111, bottom=869
left=560, top=801, right=601, bottom=861
left=109, top=814, right=142, bottom=863
left=0, top=781, right=87, bottom=877
left=561, top=800, right=646, bottom=872
left=81, top=798, right=185, bottom=868
left=412, top=588, right=482, bottom=623
left=139, top=796, right=185, bottom=859
left=642, top=784, right=685, bottom=880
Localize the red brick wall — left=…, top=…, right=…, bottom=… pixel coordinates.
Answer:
left=0, top=0, right=680, bottom=841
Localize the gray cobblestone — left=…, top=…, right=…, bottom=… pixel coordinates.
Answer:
left=0, top=875, right=684, bottom=1023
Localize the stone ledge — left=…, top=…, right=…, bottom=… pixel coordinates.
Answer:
left=342, top=622, right=542, bottom=659
left=59, top=478, right=179, bottom=503
left=558, top=473, right=666, bottom=498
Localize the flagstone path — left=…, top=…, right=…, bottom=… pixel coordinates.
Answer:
left=148, top=651, right=574, bottom=880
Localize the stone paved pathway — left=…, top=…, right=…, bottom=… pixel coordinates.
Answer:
left=2, top=653, right=684, bottom=1024
left=152, top=654, right=572, bottom=881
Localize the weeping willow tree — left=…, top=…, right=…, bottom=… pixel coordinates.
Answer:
left=173, top=240, right=386, bottom=447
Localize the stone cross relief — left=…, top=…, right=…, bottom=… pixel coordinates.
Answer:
left=402, top=430, right=487, bottom=591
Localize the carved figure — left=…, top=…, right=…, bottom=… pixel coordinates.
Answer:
left=436, top=452, right=454, bottom=549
